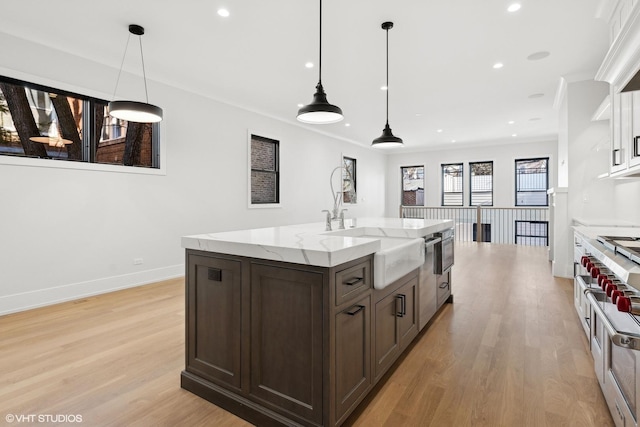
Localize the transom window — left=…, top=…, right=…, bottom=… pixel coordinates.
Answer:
left=470, top=161, right=493, bottom=206
left=0, top=75, right=159, bottom=168
left=441, top=163, right=463, bottom=206
left=515, top=157, right=549, bottom=206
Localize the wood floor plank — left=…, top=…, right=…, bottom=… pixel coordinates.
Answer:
left=0, top=244, right=614, bottom=426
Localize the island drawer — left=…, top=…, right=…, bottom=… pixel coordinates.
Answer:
left=335, top=258, right=372, bottom=306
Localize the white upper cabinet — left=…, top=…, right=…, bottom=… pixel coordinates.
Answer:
left=596, top=0, right=640, bottom=177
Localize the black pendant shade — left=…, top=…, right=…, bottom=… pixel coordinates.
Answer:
left=372, top=21, right=403, bottom=148
left=109, top=24, right=163, bottom=123
left=372, top=123, right=403, bottom=146
left=297, top=0, right=343, bottom=124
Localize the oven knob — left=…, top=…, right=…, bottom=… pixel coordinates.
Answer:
left=581, top=256, right=589, bottom=267
left=597, top=274, right=607, bottom=286
left=618, top=296, right=632, bottom=313
left=611, top=290, right=623, bottom=304
left=591, top=267, right=601, bottom=278
left=602, top=279, right=612, bottom=291
left=606, top=283, right=618, bottom=297
left=586, top=262, right=593, bottom=273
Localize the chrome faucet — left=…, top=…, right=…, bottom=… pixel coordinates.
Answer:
left=322, top=210, right=332, bottom=231
left=339, top=209, right=347, bottom=229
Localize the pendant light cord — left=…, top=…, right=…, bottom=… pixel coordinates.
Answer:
left=138, top=35, right=150, bottom=103
left=112, top=33, right=132, bottom=101
left=110, top=32, right=150, bottom=103
left=318, top=0, right=323, bottom=84
left=385, top=26, right=389, bottom=124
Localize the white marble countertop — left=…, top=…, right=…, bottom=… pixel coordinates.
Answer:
left=182, top=217, right=454, bottom=267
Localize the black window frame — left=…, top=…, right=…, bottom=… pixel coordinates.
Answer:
left=401, top=165, right=425, bottom=207
left=342, top=156, right=357, bottom=204
left=250, top=134, right=280, bottom=205
left=0, top=74, right=160, bottom=168
left=441, top=163, right=464, bottom=206
left=515, top=157, right=549, bottom=207
left=469, top=161, right=493, bottom=206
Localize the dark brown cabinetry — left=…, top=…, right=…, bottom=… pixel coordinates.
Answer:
left=334, top=294, right=371, bottom=422
left=185, top=254, right=243, bottom=391
left=373, top=272, right=419, bottom=381
left=182, top=249, right=430, bottom=426
left=182, top=250, right=382, bottom=427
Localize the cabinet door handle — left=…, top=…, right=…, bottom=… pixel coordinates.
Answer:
left=344, top=277, right=364, bottom=286
left=396, top=294, right=406, bottom=317
left=208, top=268, right=222, bottom=282
left=345, top=305, right=365, bottom=316
left=439, top=282, right=449, bottom=289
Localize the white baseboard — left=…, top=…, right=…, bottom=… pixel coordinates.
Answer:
left=0, top=264, right=184, bottom=316
left=552, top=260, right=574, bottom=279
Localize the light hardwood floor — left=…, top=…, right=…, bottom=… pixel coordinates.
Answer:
left=0, top=243, right=613, bottom=427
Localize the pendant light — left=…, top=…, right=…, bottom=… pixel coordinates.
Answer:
left=108, top=24, right=163, bottom=123
left=297, top=0, right=343, bottom=124
left=372, top=22, right=403, bottom=148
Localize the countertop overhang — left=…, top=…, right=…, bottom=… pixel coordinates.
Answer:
left=182, top=217, right=454, bottom=267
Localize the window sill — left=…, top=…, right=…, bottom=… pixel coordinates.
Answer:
left=0, top=155, right=166, bottom=176
left=248, top=203, right=282, bottom=209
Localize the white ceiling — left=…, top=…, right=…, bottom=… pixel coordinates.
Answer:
left=0, top=0, right=610, bottom=152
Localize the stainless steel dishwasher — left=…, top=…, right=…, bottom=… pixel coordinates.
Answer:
left=419, top=236, right=440, bottom=330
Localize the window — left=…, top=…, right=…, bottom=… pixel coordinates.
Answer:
left=250, top=134, right=279, bottom=204
left=342, top=156, right=356, bottom=203
left=469, top=161, right=493, bottom=206
left=515, top=157, right=549, bottom=206
left=441, top=163, right=463, bottom=206
left=0, top=75, right=159, bottom=168
left=401, top=166, right=424, bottom=206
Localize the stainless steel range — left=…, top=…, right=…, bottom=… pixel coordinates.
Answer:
left=574, top=233, right=640, bottom=427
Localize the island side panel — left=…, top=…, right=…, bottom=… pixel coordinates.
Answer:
left=249, top=261, right=325, bottom=425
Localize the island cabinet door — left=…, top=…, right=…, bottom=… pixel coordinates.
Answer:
left=397, top=277, right=419, bottom=353
left=186, top=253, right=242, bottom=391
left=335, top=294, right=372, bottom=422
left=374, top=291, right=401, bottom=380
left=249, top=263, right=325, bottom=425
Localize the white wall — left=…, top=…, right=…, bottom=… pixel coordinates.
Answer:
left=384, top=140, right=557, bottom=214
left=0, top=34, right=386, bottom=314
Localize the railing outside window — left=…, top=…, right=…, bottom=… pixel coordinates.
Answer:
left=400, top=205, right=549, bottom=246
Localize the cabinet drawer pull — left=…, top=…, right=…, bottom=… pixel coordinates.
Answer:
left=344, top=277, right=364, bottom=286
left=396, top=294, right=406, bottom=317
left=439, top=282, right=449, bottom=289
left=345, top=305, right=365, bottom=316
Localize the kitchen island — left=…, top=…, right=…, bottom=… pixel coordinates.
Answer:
left=180, top=217, right=453, bottom=427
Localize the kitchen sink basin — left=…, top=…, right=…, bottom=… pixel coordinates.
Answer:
left=326, top=228, right=424, bottom=289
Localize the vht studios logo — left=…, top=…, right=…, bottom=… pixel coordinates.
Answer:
left=5, top=414, right=83, bottom=423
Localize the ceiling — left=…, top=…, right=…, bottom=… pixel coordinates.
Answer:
left=0, top=0, right=611, bottom=152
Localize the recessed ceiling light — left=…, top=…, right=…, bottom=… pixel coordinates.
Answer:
left=437, top=129, right=443, bottom=133
left=345, top=123, right=351, bottom=127
left=512, top=133, right=518, bottom=137
left=380, top=85, right=388, bottom=91
left=305, top=62, right=314, bottom=68
left=508, top=120, right=515, bottom=124
left=527, top=51, right=550, bottom=61
left=415, top=113, right=422, bottom=117
left=493, top=62, right=504, bottom=69
left=297, top=103, right=304, bottom=108
left=507, top=3, right=521, bottom=12
left=217, top=8, right=230, bottom=17
left=451, top=139, right=456, bottom=143
left=528, top=93, right=544, bottom=99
